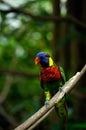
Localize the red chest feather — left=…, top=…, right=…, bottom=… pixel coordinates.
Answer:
left=41, top=66, right=61, bottom=82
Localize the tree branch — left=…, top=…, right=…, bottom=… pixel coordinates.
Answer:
left=14, top=65, right=86, bottom=130
left=0, top=68, right=38, bottom=78
left=1, top=9, right=86, bottom=29
left=0, top=1, right=86, bottom=29
left=27, top=107, right=54, bottom=130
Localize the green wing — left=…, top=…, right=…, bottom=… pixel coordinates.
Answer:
left=59, top=66, right=66, bottom=83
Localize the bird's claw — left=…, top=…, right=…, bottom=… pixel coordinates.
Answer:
left=59, top=87, right=65, bottom=95
left=59, top=87, right=63, bottom=92
left=45, top=100, right=49, bottom=107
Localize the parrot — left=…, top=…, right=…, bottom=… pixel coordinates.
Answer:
left=35, top=52, right=68, bottom=130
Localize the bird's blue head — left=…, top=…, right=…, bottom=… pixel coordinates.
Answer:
left=35, top=52, right=53, bottom=67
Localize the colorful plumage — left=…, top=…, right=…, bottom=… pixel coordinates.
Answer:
left=35, top=52, right=68, bottom=130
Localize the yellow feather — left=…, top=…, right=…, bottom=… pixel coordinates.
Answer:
left=44, top=91, right=51, bottom=100
left=49, top=57, right=53, bottom=66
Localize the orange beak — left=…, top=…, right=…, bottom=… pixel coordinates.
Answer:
left=35, top=57, right=40, bottom=64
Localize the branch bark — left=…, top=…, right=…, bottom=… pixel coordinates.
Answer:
left=14, top=65, right=86, bottom=130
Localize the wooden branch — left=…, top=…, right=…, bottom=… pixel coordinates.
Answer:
left=27, top=107, right=54, bottom=130
left=0, top=0, right=86, bottom=29
left=14, top=65, right=86, bottom=130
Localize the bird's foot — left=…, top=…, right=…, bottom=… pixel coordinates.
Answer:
left=59, top=87, right=63, bottom=92
left=59, top=87, right=65, bottom=94
left=45, top=100, right=49, bottom=107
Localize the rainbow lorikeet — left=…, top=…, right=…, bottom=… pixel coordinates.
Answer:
left=35, top=52, right=68, bottom=130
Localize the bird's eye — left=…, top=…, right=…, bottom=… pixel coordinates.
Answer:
left=45, top=54, right=49, bottom=57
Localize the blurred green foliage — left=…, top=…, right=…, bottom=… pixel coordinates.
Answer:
left=0, top=1, right=53, bottom=128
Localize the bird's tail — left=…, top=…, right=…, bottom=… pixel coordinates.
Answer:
left=55, top=97, right=68, bottom=130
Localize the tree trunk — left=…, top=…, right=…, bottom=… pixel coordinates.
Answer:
left=67, top=0, right=86, bottom=124
left=51, top=0, right=69, bottom=72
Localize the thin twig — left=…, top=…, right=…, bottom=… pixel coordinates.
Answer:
left=27, top=107, right=54, bottom=130
left=14, top=65, right=86, bottom=130
left=0, top=68, right=38, bottom=78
